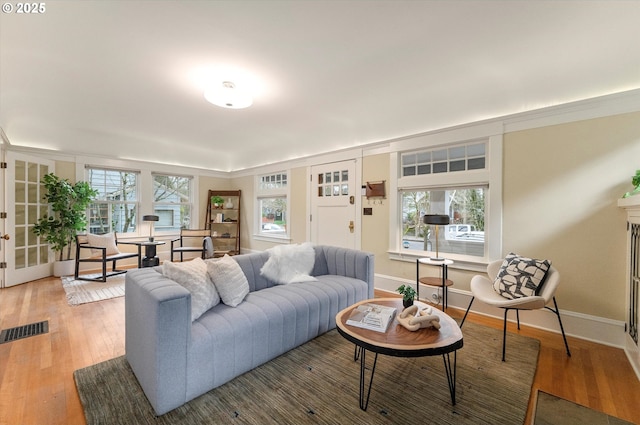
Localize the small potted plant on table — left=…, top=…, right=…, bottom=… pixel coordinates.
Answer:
left=397, top=284, right=417, bottom=308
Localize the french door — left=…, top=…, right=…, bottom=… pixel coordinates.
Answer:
left=3, top=151, right=55, bottom=287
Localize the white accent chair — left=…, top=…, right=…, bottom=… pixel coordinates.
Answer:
left=460, top=259, right=571, bottom=361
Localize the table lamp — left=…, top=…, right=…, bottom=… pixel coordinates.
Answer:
left=423, top=214, right=450, bottom=261
left=143, top=215, right=159, bottom=241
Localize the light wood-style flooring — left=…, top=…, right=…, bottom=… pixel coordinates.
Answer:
left=0, top=278, right=638, bottom=424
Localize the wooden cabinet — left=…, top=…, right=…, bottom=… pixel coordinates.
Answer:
left=205, top=190, right=241, bottom=256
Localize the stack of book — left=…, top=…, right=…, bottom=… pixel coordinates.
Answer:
left=346, top=303, right=397, bottom=333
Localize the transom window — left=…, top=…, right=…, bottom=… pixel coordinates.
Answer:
left=401, top=142, right=486, bottom=177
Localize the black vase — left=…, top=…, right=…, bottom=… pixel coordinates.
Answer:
left=403, top=298, right=414, bottom=308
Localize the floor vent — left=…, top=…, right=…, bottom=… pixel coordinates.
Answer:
left=0, top=321, right=49, bottom=344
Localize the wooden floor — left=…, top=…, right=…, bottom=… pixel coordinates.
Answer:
left=0, top=278, right=639, bottom=425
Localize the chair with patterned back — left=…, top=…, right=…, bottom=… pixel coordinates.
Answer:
left=460, top=255, right=571, bottom=361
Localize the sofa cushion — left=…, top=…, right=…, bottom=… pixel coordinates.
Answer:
left=260, top=242, right=318, bottom=285
left=206, top=254, right=249, bottom=307
left=162, top=257, right=220, bottom=321
left=87, top=232, right=120, bottom=256
left=492, top=252, right=551, bottom=299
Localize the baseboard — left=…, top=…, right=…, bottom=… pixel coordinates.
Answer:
left=375, top=273, right=627, bottom=350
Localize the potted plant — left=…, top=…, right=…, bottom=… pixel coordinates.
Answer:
left=397, top=284, right=417, bottom=308
left=33, top=173, right=98, bottom=276
left=211, top=195, right=224, bottom=209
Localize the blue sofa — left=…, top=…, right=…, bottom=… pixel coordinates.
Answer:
left=125, top=245, right=375, bottom=415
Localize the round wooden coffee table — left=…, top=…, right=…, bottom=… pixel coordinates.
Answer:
left=336, top=298, right=463, bottom=411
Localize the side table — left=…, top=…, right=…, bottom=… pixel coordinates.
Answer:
left=417, top=258, right=454, bottom=311
left=141, top=241, right=166, bottom=267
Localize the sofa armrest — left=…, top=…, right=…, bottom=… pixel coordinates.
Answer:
left=313, top=245, right=375, bottom=299
left=125, top=268, right=192, bottom=415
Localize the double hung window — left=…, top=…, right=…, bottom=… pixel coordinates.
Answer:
left=87, top=167, right=139, bottom=234
left=152, top=174, right=193, bottom=232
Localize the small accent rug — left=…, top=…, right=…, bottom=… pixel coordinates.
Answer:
left=74, top=322, right=539, bottom=425
left=535, top=391, right=634, bottom=425
left=61, top=274, right=126, bottom=306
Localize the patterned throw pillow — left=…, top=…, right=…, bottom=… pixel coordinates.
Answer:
left=492, top=253, right=551, bottom=299
left=162, top=257, right=220, bottom=321
left=206, top=254, right=250, bottom=307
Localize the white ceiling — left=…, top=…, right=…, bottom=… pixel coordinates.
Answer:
left=1, top=1, right=639, bottom=172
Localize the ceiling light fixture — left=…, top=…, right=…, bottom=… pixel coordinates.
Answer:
left=204, top=81, right=253, bottom=109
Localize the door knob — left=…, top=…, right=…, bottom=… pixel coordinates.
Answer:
left=348, top=221, right=354, bottom=233
left=1, top=234, right=9, bottom=240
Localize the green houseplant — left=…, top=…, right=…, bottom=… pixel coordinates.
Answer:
left=397, top=284, right=417, bottom=308
left=211, top=195, right=224, bottom=209
left=33, top=173, right=98, bottom=275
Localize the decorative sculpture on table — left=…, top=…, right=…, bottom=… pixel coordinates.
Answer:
left=397, top=305, right=441, bottom=331
left=623, top=169, right=640, bottom=198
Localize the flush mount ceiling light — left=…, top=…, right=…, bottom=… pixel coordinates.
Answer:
left=204, top=81, right=253, bottom=109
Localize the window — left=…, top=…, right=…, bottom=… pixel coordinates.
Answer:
left=401, top=186, right=486, bottom=258
left=401, top=142, right=485, bottom=177
left=87, top=167, right=139, bottom=234
left=256, top=172, right=288, bottom=239
left=394, top=137, right=500, bottom=263
left=152, top=174, right=192, bottom=231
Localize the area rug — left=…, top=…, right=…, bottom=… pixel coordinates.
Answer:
left=61, top=274, right=125, bottom=306
left=535, top=391, right=635, bottom=425
left=74, top=321, right=539, bottom=425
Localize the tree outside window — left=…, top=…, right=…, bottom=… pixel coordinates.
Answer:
left=87, top=168, right=138, bottom=234
left=401, top=187, right=485, bottom=257
left=153, top=174, right=192, bottom=231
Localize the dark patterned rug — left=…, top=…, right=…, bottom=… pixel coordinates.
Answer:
left=74, top=322, right=539, bottom=424
left=535, top=391, right=635, bottom=425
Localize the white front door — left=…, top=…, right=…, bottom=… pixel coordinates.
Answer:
left=310, top=160, right=359, bottom=249
left=4, top=151, right=55, bottom=287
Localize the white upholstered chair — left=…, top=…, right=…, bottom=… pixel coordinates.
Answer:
left=460, top=259, right=571, bottom=361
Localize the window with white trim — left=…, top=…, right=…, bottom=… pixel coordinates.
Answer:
left=87, top=167, right=139, bottom=234
left=397, top=140, right=495, bottom=261
left=401, top=186, right=486, bottom=257
left=152, top=173, right=193, bottom=232
left=256, top=172, right=288, bottom=239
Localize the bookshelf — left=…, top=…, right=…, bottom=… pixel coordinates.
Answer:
left=205, top=189, right=241, bottom=256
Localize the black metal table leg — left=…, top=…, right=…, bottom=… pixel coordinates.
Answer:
left=442, top=350, right=457, bottom=405
left=357, top=346, right=378, bottom=411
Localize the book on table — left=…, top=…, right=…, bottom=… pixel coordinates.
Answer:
left=346, top=303, right=397, bottom=333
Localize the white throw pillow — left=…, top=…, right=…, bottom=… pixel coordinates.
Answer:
left=260, top=242, right=318, bottom=285
left=86, top=232, right=120, bottom=256
left=162, top=257, right=220, bottom=321
left=206, top=255, right=249, bottom=307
